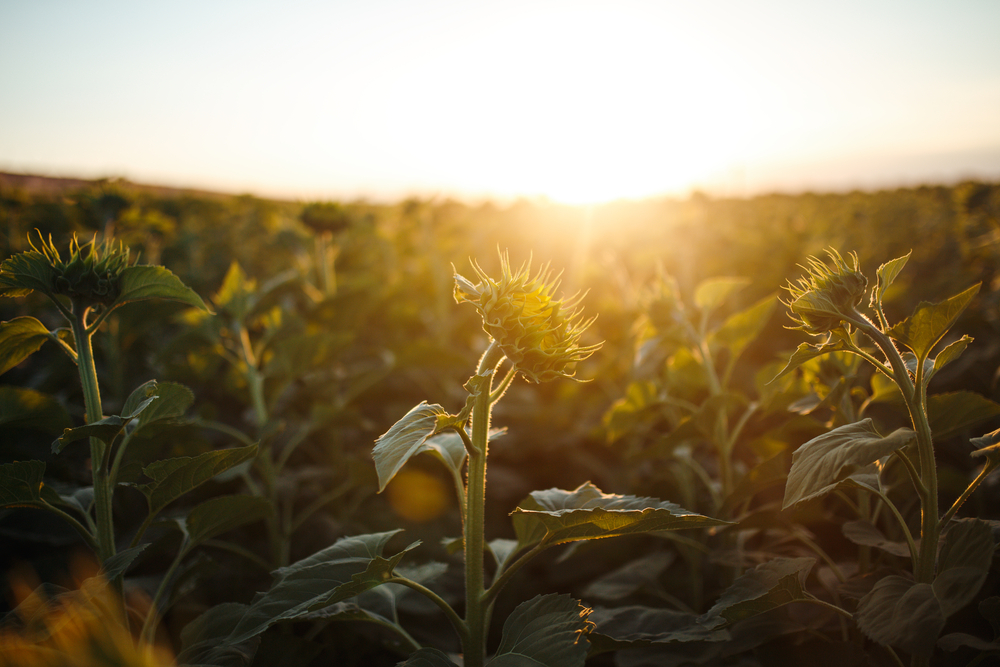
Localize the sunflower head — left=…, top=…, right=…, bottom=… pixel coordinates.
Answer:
left=454, top=252, right=602, bottom=383
left=783, top=249, right=868, bottom=336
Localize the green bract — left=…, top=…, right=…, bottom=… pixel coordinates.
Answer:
left=0, top=233, right=131, bottom=306
left=454, top=253, right=602, bottom=383
left=782, top=248, right=867, bottom=336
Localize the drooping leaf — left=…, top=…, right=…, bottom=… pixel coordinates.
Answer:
left=186, top=494, right=274, bottom=547
left=215, top=531, right=417, bottom=649
left=693, top=277, right=749, bottom=315
left=588, top=605, right=728, bottom=653
left=0, top=460, right=46, bottom=507
left=399, top=648, right=461, bottom=667
left=854, top=576, right=944, bottom=657
left=100, top=544, right=149, bottom=581
left=110, top=264, right=211, bottom=313
left=372, top=402, right=449, bottom=492
left=769, top=339, right=852, bottom=383
left=511, top=482, right=731, bottom=551
left=0, top=317, right=51, bottom=377
left=489, top=594, right=594, bottom=667
left=934, top=518, right=996, bottom=617
left=782, top=419, right=913, bottom=509
left=927, top=391, right=1000, bottom=440
left=709, top=295, right=776, bottom=369
left=699, top=557, right=816, bottom=628
left=842, top=521, right=910, bottom=558
left=886, top=283, right=980, bottom=361
left=52, top=392, right=159, bottom=454
left=139, top=443, right=258, bottom=518
left=871, top=251, right=911, bottom=308
left=0, top=386, right=71, bottom=433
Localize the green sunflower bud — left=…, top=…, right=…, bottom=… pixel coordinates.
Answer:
left=783, top=249, right=868, bottom=336
left=0, top=232, right=131, bottom=307
left=454, top=253, right=602, bottom=383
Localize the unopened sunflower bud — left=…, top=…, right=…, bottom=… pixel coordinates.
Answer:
left=454, top=253, right=602, bottom=383
left=783, top=249, right=868, bottom=336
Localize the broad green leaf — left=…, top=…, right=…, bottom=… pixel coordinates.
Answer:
left=694, top=277, right=749, bottom=314
left=782, top=419, right=914, bottom=509
left=0, top=460, right=46, bottom=507
left=129, top=381, right=195, bottom=439
left=0, top=250, right=56, bottom=297
left=186, top=494, right=274, bottom=547
left=399, top=648, right=461, bottom=667
left=603, top=381, right=660, bottom=443
left=0, top=386, right=71, bottom=433
left=588, top=606, right=728, bottom=653
left=886, top=283, right=980, bottom=361
left=871, top=251, right=911, bottom=307
left=769, top=339, right=852, bottom=383
left=121, top=380, right=158, bottom=419
left=101, top=544, right=149, bottom=581
left=0, top=317, right=51, bottom=377
left=934, top=518, right=996, bottom=617
left=582, top=551, right=673, bottom=601
left=699, top=557, right=815, bottom=628
left=841, top=521, right=910, bottom=558
left=110, top=264, right=211, bottom=313
left=511, top=482, right=731, bottom=550
left=489, top=594, right=594, bottom=667
left=927, top=391, right=1000, bottom=440
left=218, top=531, right=416, bottom=647
left=709, top=295, right=777, bottom=369
left=140, top=443, right=258, bottom=517
left=855, top=576, right=944, bottom=657
left=372, top=401, right=449, bottom=492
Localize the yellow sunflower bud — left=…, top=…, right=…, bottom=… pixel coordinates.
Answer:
left=783, top=249, right=868, bottom=336
left=454, top=253, right=602, bottom=383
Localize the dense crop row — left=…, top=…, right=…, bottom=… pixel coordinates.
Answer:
left=1, top=178, right=999, bottom=666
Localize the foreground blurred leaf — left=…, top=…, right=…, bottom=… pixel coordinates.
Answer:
left=782, top=419, right=913, bottom=509
left=0, top=460, right=45, bottom=507
left=139, top=443, right=258, bottom=517
left=511, top=482, right=731, bottom=550
left=0, top=386, right=71, bottom=433
left=110, top=264, right=211, bottom=313
left=0, top=317, right=51, bottom=376
left=489, top=594, right=593, bottom=667
left=886, top=283, right=979, bottom=361
left=372, top=401, right=449, bottom=492
left=699, top=557, right=815, bottom=628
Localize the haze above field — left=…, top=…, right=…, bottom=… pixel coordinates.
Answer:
left=2, top=0, right=999, bottom=204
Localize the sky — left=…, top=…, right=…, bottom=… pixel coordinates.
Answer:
left=1, top=0, right=999, bottom=204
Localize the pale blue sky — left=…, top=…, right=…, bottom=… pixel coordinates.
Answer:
left=1, top=0, right=998, bottom=202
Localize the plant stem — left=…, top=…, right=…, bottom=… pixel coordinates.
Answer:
left=71, top=304, right=116, bottom=566
left=388, top=577, right=468, bottom=646
left=463, top=342, right=503, bottom=667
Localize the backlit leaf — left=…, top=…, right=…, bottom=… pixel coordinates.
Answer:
left=489, top=594, right=593, bottom=667
left=0, top=317, right=51, bottom=377
left=932, top=335, right=972, bottom=377
left=0, top=460, right=46, bottom=507
left=0, top=386, right=71, bottom=433
left=710, top=295, right=776, bottom=369
left=699, top=557, right=815, bottom=628
left=694, top=277, right=749, bottom=314
left=886, top=283, right=980, bottom=361
left=783, top=419, right=913, bottom=509
left=871, top=252, right=911, bottom=307
left=769, top=339, right=852, bottom=383
left=511, top=482, right=731, bottom=550
left=372, top=401, right=449, bottom=492
left=0, top=250, right=56, bottom=298
left=110, top=264, right=211, bottom=313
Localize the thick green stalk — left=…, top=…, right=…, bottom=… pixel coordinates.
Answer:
left=71, top=305, right=115, bottom=565
left=463, top=342, right=503, bottom=667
